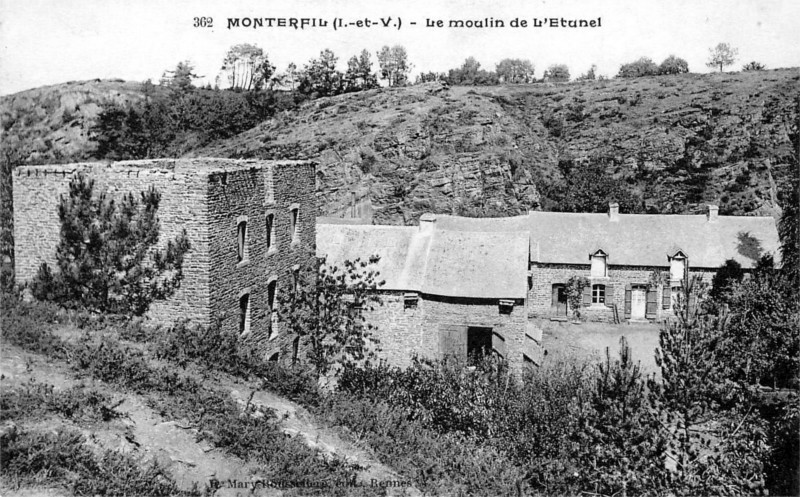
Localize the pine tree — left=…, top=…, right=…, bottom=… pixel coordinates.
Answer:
left=31, top=174, right=190, bottom=315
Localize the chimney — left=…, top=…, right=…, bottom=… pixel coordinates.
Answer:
left=419, top=213, right=436, bottom=233
left=707, top=204, right=719, bottom=223
left=608, top=202, right=620, bottom=222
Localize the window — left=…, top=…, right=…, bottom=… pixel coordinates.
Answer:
left=290, top=207, right=299, bottom=242
left=266, top=214, right=275, bottom=252
left=592, top=284, right=606, bottom=304
left=591, top=254, right=607, bottom=277
left=267, top=280, right=278, bottom=339
left=670, top=256, right=686, bottom=282
left=239, top=293, right=250, bottom=336
left=237, top=220, right=247, bottom=262
left=292, top=265, right=300, bottom=294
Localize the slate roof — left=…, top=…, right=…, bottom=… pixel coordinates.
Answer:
left=315, top=224, right=528, bottom=299
left=436, top=211, right=780, bottom=269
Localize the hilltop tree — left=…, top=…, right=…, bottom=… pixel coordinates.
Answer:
left=659, top=55, right=689, bottom=75
left=376, top=45, right=411, bottom=87
left=159, top=61, right=199, bottom=94
left=447, top=57, right=499, bottom=85
left=344, top=49, right=379, bottom=92
left=299, top=49, right=343, bottom=98
left=31, top=174, right=190, bottom=315
left=495, top=58, right=535, bottom=84
left=575, top=64, right=597, bottom=81
left=617, top=57, right=659, bottom=78
left=543, top=64, right=570, bottom=82
left=221, top=44, right=276, bottom=91
left=706, top=43, right=738, bottom=72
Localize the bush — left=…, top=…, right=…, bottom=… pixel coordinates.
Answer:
left=743, top=61, right=767, bottom=71
left=0, top=380, right=122, bottom=423
left=659, top=55, right=690, bottom=75
left=0, top=428, right=191, bottom=496
left=617, top=57, right=659, bottom=78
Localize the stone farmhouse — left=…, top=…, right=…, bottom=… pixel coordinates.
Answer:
left=13, top=159, right=316, bottom=361
left=13, top=159, right=781, bottom=375
left=318, top=203, right=780, bottom=375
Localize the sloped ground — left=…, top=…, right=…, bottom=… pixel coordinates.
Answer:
left=1, top=80, right=147, bottom=163
left=3, top=70, right=797, bottom=224
left=0, top=335, right=418, bottom=496
left=196, top=70, right=798, bottom=223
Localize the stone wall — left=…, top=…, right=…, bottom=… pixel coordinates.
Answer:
left=528, top=262, right=714, bottom=323
left=364, top=292, right=530, bottom=376
left=13, top=160, right=211, bottom=323
left=12, top=159, right=317, bottom=351
left=206, top=161, right=317, bottom=358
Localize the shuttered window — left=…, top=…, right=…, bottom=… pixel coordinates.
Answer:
left=624, top=285, right=632, bottom=318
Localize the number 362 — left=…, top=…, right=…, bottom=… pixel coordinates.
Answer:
left=193, top=17, right=213, bottom=27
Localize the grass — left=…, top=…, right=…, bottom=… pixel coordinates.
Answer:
left=0, top=298, right=368, bottom=496
left=0, top=380, right=122, bottom=424
left=1, top=427, right=198, bottom=496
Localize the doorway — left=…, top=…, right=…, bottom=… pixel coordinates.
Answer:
left=467, top=327, right=493, bottom=359
left=552, top=284, right=568, bottom=317
left=631, top=286, right=647, bottom=319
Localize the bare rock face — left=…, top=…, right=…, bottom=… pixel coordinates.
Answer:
left=197, top=71, right=797, bottom=223
left=4, top=70, right=797, bottom=224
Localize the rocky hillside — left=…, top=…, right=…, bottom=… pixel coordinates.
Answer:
left=3, top=70, right=798, bottom=224
left=196, top=69, right=798, bottom=223
left=1, top=79, right=147, bottom=163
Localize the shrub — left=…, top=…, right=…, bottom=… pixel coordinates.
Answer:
left=0, top=428, right=191, bottom=496
left=543, top=64, right=570, bottom=82
left=659, top=55, right=690, bottom=75
left=0, top=380, right=122, bottom=423
left=278, top=255, right=384, bottom=375
left=617, top=57, right=659, bottom=78
left=743, top=61, right=767, bottom=71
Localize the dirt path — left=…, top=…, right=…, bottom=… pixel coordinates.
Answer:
left=1, top=343, right=419, bottom=496
left=0, top=344, right=275, bottom=496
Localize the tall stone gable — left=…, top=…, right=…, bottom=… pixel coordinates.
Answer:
left=13, top=158, right=316, bottom=353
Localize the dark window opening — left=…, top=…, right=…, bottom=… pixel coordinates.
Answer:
left=467, top=327, right=493, bottom=362
left=267, top=281, right=277, bottom=339
left=237, top=221, right=247, bottom=262
left=268, top=352, right=279, bottom=362
left=266, top=214, right=275, bottom=251
left=239, top=293, right=250, bottom=335
left=290, top=208, right=299, bottom=241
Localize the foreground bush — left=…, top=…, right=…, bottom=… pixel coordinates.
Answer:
left=1, top=428, right=194, bottom=496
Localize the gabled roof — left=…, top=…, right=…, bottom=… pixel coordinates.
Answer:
left=426, top=210, right=779, bottom=269
left=315, top=224, right=528, bottom=299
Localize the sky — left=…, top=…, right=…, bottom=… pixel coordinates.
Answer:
left=1, top=0, right=799, bottom=95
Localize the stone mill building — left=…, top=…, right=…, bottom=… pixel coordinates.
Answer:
left=13, top=158, right=316, bottom=360
left=13, top=158, right=782, bottom=374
